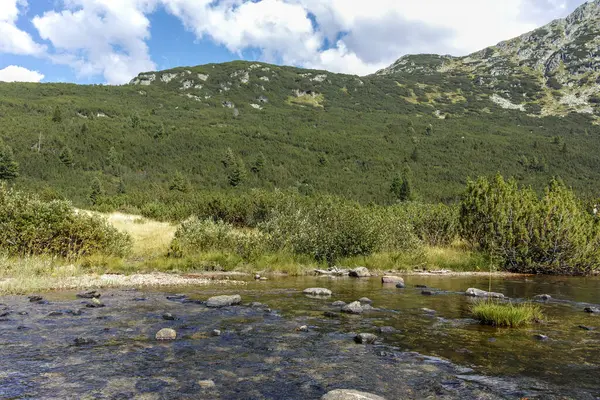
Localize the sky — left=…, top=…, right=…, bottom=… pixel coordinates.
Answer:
left=0, top=0, right=590, bottom=85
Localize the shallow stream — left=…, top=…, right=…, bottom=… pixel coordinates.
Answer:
left=1, top=275, right=599, bottom=399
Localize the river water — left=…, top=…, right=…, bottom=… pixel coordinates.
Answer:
left=0, top=274, right=599, bottom=399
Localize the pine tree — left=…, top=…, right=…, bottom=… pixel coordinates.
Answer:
left=425, top=124, right=433, bottom=136
left=117, top=179, right=126, bottom=194
left=52, top=106, right=62, bottom=123
left=59, top=146, right=74, bottom=167
left=90, top=177, right=104, bottom=205
left=0, top=145, right=19, bottom=181
left=169, top=171, right=189, bottom=192
left=228, top=158, right=247, bottom=187
left=222, top=147, right=236, bottom=168
left=390, top=175, right=403, bottom=200
left=130, top=113, right=141, bottom=129
left=251, top=152, right=265, bottom=174
left=410, top=147, right=419, bottom=162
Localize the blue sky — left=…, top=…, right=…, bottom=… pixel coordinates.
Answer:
left=0, top=0, right=588, bottom=84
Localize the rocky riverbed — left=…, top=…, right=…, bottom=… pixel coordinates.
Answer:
left=1, top=275, right=599, bottom=399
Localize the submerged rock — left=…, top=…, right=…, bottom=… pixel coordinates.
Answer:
left=349, top=267, right=371, bottom=278
left=162, top=313, right=176, bottom=321
left=332, top=301, right=347, bottom=307
left=206, top=295, right=242, bottom=308
left=303, top=288, right=332, bottom=296
left=395, top=282, right=405, bottom=289
left=381, top=276, right=404, bottom=285
left=166, top=294, right=186, bottom=301
left=28, top=296, right=43, bottom=303
left=534, top=294, right=552, bottom=301
left=415, top=284, right=428, bottom=288
left=296, top=325, right=309, bottom=332
left=48, top=311, right=63, bottom=317
left=534, top=334, right=549, bottom=341
left=341, top=301, right=363, bottom=315
left=584, top=307, right=600, bottom=313
left=377, top=326, right=397, bottom=334
left=354, top=333, right=378, bottom=344
left=323, top=311, right=338, bottom=318
left=74, top=337, right=96, bottom=346
left=321, top=389, right=386, bottom=400
left=421, top=308, right=436, bottom=314
left=465, top=288, right=505, bottom=298
left=76, top=291, right=101, bottom=299
left=85, top=298, right=105, bottom=308
left=155, top=328, right=177, bottom=341
left=421, top=290, right=435, bottom=296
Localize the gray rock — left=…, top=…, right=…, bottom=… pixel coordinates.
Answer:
left=28, top=296, right=43, bottom=303
left=48, top=311, right=63, bottom=317
left=349, top=267, right=371, bottom=278
left=377, top=326, right=397, bottom=334
left=198, top=379, right=215, bottom=389
left=296, top=325, right=309, bottom=332
left=395, top=282, right=405, bottom=289
left=206, top=295, right=242, bottom=308
left=341, top=301, right=363, bottom=314
left=358, top=297, right=372, bottom=304
left=166, top=294, right=186, bottom=300
left=211, top=329, right=222, bottom=337
left=421, top=290, right=435, bottom=296
left=76, top=291, right=101, bottom=299
left=584, top=307, right=600, bottom=313
left=354, top=333, right=378, bottom=344
left=303, top=288, right=332, bottom=296
left=74, top=337, right=96, bottom=346
left=85, top=298, right=105, bottom=308
left=534, top=334, right=549, bottom=341
left=155, top=328, right=177, bottom=341
left=162, top=313, right=175, bottom=321
left=421, top=308, right=437, bottom=314
left=332, top=301, right=346, bottom=307
left=321, top=389, right=386, bottom=400
left=254, top=274, right=261, bottom=280
left=381, top=276, right=404, bottom=284
left=250, top=302, right=265, bottom=308
left=465, top=288, right=505, bottom=298
left=534, top=294, right=552, bottom=301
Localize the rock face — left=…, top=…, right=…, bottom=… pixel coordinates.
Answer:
left=465, top=288, right=505, bottom=299
left=349, top=267, right=371, bottom=278
left=341, top=301, right=363, bottom=314
left=321, top=390, right=386, bottom=400
left=354, top=333, right=378, bottom=344
left=206, top=295, right=242, bottom=308
left=303, top=288, right=332, bottom=296
left=381, top=276, right=404, bottom=285
left=155, top=328, right=177, bottom=341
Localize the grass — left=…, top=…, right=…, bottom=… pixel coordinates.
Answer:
left=471, top=301, right=543, bottom=327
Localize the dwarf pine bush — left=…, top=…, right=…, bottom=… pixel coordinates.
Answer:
left=460, top=174, right=600, bottom=274
left=0, top=185, right=131, bottom=258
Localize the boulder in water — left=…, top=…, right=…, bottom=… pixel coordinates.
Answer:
left=162, top=313, right=176, bottom=321
left=465, top=288, right=505, bottom=298
left=381, top=276, right=403, bottom=285
left=206, top=295, right=242, bottom=308
left=321, top=389, right=386, bottom=400
left=358, top=297, right=372, bottom=304
left=76, top=291, right=101, bottom=299
left=377, top=326, right=397, bottom=334
left=534, top=294, right=552, bottom=301
left=332, top=301, right=346, bottom=307
left=303, top=288, right=332, bottom=296
left=584, top=307, right=600, bottom=313
left=155, top=328, right=177, bottom=341
left=354, top=333, right=378, bottom=344
left=341, top=301, right=363, bottom=314
left=74, top=337, right=96, bottom=346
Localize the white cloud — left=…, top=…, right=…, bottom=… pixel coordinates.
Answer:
left=0, top=0, right=46, bottom=55
left=0, top=65, right=44, bottom=82
left=32, top=0, right=157, bottom=84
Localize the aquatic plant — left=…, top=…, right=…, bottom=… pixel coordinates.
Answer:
left=471, top=301, right=543, bottom=327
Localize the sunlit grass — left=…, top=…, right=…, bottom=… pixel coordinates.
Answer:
left=471, top=301, right=543, bottom=327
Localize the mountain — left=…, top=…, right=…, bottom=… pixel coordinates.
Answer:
left=377, top=0, right=600, bottom=119
left=1, top=3, right=600, bottom=211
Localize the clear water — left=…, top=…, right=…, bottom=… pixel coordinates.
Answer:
left=0, top=274, right=599, bottom=399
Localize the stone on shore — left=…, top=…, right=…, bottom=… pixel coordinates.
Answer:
left=321, top=389, right=386, bottom=400
left=206, top=295, right=242, bottom=308
left=349, top=267, right=371, bottom=278
left=303, top=288, right=332, bottom=296
left=465, top=288, right=505, bottom=299
left=155, top=328, right=177, bottom=341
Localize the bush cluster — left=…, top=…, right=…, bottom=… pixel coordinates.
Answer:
left=460, top=174, right=600, bottom=275
left=0, top=185, right=131, bottom=258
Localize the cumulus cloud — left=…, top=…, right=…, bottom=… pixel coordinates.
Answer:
left=32, top=0, right=157, bottom=84
left=0, top=0, right=46, bottom=55
left=0, top=65, right=44, bottom=82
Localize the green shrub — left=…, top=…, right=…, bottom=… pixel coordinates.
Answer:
left=169, top=217, right=269, bottom=262
left=390, top=202, right=458, bottom=246
left=460, top=174, right=600, bottom=274
left=0, top=184, right=131, bottom=258
left=471, top=301, right=543, bottom=327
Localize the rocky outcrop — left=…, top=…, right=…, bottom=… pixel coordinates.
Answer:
left=206, top=295, right=242, bottom=308
left=465, top=288, right=505, bottom=299
left=321, top=390, right=386, bottom=400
